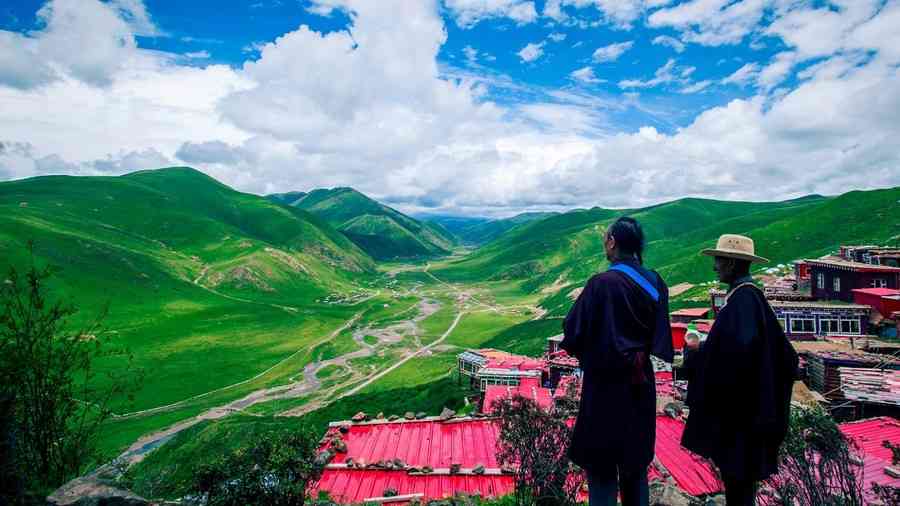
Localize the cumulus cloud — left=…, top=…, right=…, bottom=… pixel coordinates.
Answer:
left=648, top=0, right=768, bottom=46
left=517, top=42, right=545, bottom=62
left=444, top=0, right=538, bottom=27
left=592, top=41, right=634, bottom=62
left=1, top=0, right=900, bottom=216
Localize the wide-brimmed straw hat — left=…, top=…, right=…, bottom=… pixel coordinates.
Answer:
left=700, top=234, right=769, bottom=264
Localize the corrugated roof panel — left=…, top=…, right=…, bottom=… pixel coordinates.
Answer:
left=654, top=417, right=722, bottom=496
left=839, top=417, right=900, bottom=497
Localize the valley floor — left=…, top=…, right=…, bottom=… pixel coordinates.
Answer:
left=97, top=260, right=554, bottom=497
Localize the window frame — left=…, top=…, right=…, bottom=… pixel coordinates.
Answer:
left=840, top=318, right=861, bottom=335
left=790, top=317, right=816, bottom=334
left=820, top=318, right=841, bottom=335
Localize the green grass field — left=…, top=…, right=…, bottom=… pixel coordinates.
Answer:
left=3, top=167, right=898, bottom=500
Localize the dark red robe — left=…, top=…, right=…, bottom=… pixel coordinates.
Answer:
left=681, top=283, right=798, bottom=482
left=561, top=260, right=674, bottom=473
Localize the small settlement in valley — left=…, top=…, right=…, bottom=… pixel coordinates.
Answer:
left=312, top=245, right=900, bottom=504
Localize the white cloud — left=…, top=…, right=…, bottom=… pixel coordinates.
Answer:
left=757, top=51, right=798, bottom=90
left=2, top=0, right=900, bottom=216
left=652, top=34, right=685, bottom=53
left=570, top=66, right=604, bottom=84
left=517, top=42, right=545, bottom=62
left=679, top=79, right=712, bottom=93
left=648, top=0, right=768, bottom=46
left=184, top=50, right=211, bottom=59
left=619, top=58, right=686, bottom=89
left=0, top=0, right=151, bottom=88
left=592, top=41, right=633, bottom=63
left=548, top=32, right=567, bottom=42
left=444, top=0, right=538, bottom=27
left=546, top=0, right=674, bottom=29
left=463, top=45, right=479, bottom=63
left=722, top=62, right=759, bottom=86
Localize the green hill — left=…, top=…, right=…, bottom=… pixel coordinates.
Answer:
left=433, top=189, right=900, bottom=313
left=0, top=167, right=377, bottom=412
left=448, top=212, right=559, bottom=246
left=268, top=188, right=455, bottom=261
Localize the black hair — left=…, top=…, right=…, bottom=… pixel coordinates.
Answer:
left=607, top=216, right=645, bottom=263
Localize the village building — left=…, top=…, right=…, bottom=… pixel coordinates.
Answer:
left=546, top=334, right=563, bottom=355
left=839, top=245, right=900, bottom=266
left=669, top=307, right=710, bottom=324
left=456, top=349, right=544, bottom=391
left=794, top=260, right=811, bottom=289
left=806, top=258, right=900, bottom=301
left=481, top=376, right=553, bottom=413
left=770, top=300, right=871, bottom=339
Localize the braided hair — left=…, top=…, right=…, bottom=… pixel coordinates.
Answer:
left=607, top=216, right=645, bottom=264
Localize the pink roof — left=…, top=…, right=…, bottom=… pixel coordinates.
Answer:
left=655, top=371, right=675, bottom=398
left=852, top=288, right=900, bottom=297
left=654, top=417, right=722, bottom=496
left=315, top=415, right=723, bottom=503
left=553, top=375, right=582, bottom=400
left=483, top=355, right=545, bottom=371
left=671, top=308, right=711, bottom=317
left=546, top=350, right=579, bottom=368
left=839, top=417, right=900, bottom=499
left=316, top=469, right=514, bottom=503
left=483, top=378, right=553, bottom=413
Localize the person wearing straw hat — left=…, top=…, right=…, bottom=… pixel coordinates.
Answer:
left=681, top=234, right=798, bottom=506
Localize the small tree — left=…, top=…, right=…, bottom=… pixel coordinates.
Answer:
left=191, top=429, right=326, bottom=506
left=761, top=406, right=864, bottom=506
left=0, top=244, right=139, bottom=501
left=493, top=395, right=583, bottom=506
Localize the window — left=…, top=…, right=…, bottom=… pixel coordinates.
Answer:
left=817, top=273, right=825, bottom=289
left=820, top=318, right=840, bottom=334
left=790, top=318, right=815, bottom=333
left=833, top=276, right=841, bottom=292
left=872, top=278, right=887, bottom=288
left=777, top=318, right=786, bottom=330
left=840, top=319, right=861, bottom=335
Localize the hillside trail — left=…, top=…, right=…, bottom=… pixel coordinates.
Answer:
left=107, top=262, right=502, bottom=479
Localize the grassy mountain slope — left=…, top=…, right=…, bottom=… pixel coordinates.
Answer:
left=451, top=212, right=560, bottom=246
left=0, top=167, right=377, bottom=411
left=269, top=187, right=455, bottom=260
left=434, top=189, right=899, bottom=314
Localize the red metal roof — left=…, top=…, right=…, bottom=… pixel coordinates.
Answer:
left=483, top=378, right=553, bottom=413
left=315, top=415, right=723, bottom=503
left=654, top=417, right=722, bottom=496
left=315, top=469, right=514, bottom=503
left=839, top=416, right=900, bottom=500
left=852, top=288, right=900, bottom=297
left=483, top=355, right=545, bottom=371
left=671, top=308, right=711, bottom=317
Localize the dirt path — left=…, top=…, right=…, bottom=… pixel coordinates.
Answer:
left=338, top=310, right=464, bottom=399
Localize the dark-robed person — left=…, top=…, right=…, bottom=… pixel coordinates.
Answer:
left=681, top=234, right=799, bottom=505
left=561, top=217, right=674, bottom=506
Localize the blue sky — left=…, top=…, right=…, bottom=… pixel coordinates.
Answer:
left=0, top=1, right=898, bottom=216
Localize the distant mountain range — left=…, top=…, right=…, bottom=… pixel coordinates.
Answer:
left=268, top=188, right=455, bottom=261
left=433, top=190, right=900, bottom=315
left=425, top=212, right=558, bottom=246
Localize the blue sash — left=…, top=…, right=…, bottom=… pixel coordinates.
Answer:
left=609, top=264, right=660, bottom=302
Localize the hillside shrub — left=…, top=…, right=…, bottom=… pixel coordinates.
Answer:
left=761, top=406, right=863, bottom=506
left=493, top=395, right=583, bottom=506
left=189, top=429, right=324, bottom=506
left=0, top=244, right=139, bottom=503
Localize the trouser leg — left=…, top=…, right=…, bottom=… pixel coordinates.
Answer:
left=723, top=476, right=758, bottom=506
left=618, top=466, right=649, bottom=506
left=587, top=467, right=618, bottom=506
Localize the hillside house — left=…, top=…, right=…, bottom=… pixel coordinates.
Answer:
left=545, top=350, right=579, bottom=387
left=770, top=300, right=871, bottom=339
left=794, top=260, right=811, bottom=289
left=670, top=307, right=710, bottom=323
left=546, top=334, right=563, bottom=355
left=481, top=377, right=553, bottom=413
left=807, top=258, right=900, bottom=302
left=852, top=288, right=900, bottom=319
left=840, top=245, right=900, bottom=266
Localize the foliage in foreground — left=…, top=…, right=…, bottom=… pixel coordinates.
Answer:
left=493, top=395, right=583, bottom=506
left=761, top=407, right=863, bottom=506
left=0, top=246, right=139, bottom=502
left=189, top=429, right=325, bottom=506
